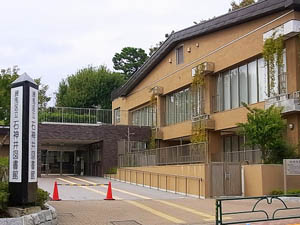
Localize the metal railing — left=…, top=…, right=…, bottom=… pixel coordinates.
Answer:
left=39, top=107, right=113, bottom=124
left=224, top=149, right=262, bottom=164
left=118, top=142, right=207, bottom=167
left=216, top=195, right=300, bottom=225
left=105, top=168, right=206, bottom=198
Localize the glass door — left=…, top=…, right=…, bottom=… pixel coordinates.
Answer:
left=62, top=151, right=75, bottom=174
left=48, top=151, right=61, bottom=174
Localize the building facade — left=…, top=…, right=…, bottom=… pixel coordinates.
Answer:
left=112, top=0, right=300, bottom=164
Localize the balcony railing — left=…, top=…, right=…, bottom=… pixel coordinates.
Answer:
left=118, top=142, right=207, bottom=167
left=265, top=91, right=300, bottom=113
left=39, top=107, right=113, bottom=124
left=212, top=149, right=262, bottom=164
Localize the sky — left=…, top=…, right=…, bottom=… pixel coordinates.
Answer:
left=0, top=0, right=230, bottom=105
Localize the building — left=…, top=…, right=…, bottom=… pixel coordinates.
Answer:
left=112, top=0, right=300, bottom=165
left=0, top=124, right=151, bottom=177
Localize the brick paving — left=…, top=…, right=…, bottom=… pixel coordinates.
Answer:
left=39, top=176, right=300, bottom=225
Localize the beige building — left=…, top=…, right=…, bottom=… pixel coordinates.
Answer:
left=112, top=0, right=300, bottom=166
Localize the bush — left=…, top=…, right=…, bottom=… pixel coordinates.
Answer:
left=271, top=189, right=300, bottom=195
left=36, top=188, right=49, bottom=208
left=106, top=167, right=117, bottom=174
left=0, top=158, right=8, bottom=182
left=0, top=182, right=9, bottom=210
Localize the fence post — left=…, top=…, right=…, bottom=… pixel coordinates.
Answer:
left=199, top=178, right=201, bottom=198
left=150, top=172, right=151, bottom=189
left=186, top=177, right=188, bottom=196
left=175, top=176, right=177, bottom=194
left=216, top=200, right=222, bottom=225
left=166, top=175, right=167, bottom=192
left=157, top=174, right=159, bottom=190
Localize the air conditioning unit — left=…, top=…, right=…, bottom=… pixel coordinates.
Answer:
left=151, top=86, right=163, bottom=96
left=192, top=62, right=215, bottom=77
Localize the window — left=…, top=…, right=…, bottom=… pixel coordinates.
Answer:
left=131, top=105, right=156, bottom=127
left=166, top=88, right=192, bottom=125
left=215, top=55, right=286, bottom=112
left=114, top=108, right=120, bottom=124
left=176, top=46, right=184, bottom=64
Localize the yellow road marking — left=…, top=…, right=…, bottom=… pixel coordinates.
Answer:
left=156, top=200, right=214, bottom=221
left=67, top=176, right=151, bottom=200
left=126, top=200, right=186, bottom=224
left=57, top=178, right=122, bottom=200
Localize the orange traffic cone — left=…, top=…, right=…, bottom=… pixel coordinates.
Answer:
left=105, top=181, right=115, bottom=200
left=52, top=181, right=61, bottom=201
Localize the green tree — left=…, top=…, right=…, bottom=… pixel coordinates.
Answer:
left=237, top=104, right=294, bottom=163
left=0, top=66, right=19, bottom=125
left=112, top=47, right=148, bottom=79
left=55, top=65, right=125, bottom=109
left=34, top=78, right=51, bottom=109
left=0, top=67, right=51, bottom=125
left=229, top=0, right=256, bottom=11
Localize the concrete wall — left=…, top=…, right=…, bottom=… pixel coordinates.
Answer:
left=243, top=164, right=300, bottom=196
left=107, top=164, right=210, bottom=198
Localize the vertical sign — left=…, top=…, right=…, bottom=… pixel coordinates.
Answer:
left=9, top=73, right=38, bottom=206
left=9, top=86, right=23, bottom=183
left=28, top=87, right=38, bottom=182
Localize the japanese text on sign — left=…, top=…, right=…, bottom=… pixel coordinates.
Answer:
left=9, top=87, right=23, bottom=183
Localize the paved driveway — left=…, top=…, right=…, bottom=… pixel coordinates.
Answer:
left=38, top=176, right=300, bottom=225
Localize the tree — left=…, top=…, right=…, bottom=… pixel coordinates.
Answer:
left=237, top=104, right=295, bottom=163
left=112, top=47, right=148, bottom=79
left=0, top=66, right=19, bottom=125
left=55, top=65, right=125, bottom=109
left=229, top=0, right=256, bottom=11
left=34, top=78, right=51, bottom=109
left=0, top=66, right=51, bottom=125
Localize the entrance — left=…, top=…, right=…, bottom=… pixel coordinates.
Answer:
left=211, top=162, right=242, bottom=197
left=41, top=150, right=76, bottom=175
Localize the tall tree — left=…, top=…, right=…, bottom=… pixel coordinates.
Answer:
left=229, top=0, right=256, bottom=11
left=55, top=65, right=125, bottom=109
left=112, top=47, right=148, bottom=79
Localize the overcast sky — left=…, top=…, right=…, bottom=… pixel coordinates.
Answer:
left=0, top=0, right=230, bottom=105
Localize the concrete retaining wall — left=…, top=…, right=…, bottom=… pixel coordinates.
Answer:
left=0, top=203, right=57, bottom=225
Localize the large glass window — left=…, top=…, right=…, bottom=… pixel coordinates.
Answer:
left=215, top=54, right=286, bottom=112
left=231, top=68, right=239, bottom=109
left=223, top=71, right=231, bottom=110
left=239, top=65, right=248, bottom=105
left=131, top=105, right=156, bottom=127
left=248, top=61, right=258, bottom=104
left=166, top=88, right=192, bottom=125
left=258, top=58, right=267, bottom=101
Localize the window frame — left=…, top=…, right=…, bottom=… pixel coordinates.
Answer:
left=176, top=45, right=184, bottom=65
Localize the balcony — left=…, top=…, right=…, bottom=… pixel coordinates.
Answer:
left=192, top=114, right=215, bottom=130
left=39, top=107, right=113, bottom=124
left=265, top=91, right=300, bottom=114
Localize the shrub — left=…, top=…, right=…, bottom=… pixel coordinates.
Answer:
left=106, top=167, right=117, bottom=174
left=0, top=182, right=9, bottom=210
left=0, top=158, right=8, bottom=182
left=271, top=189, right=300, bottom=195
left=36, top=188, right=49, bottom=208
